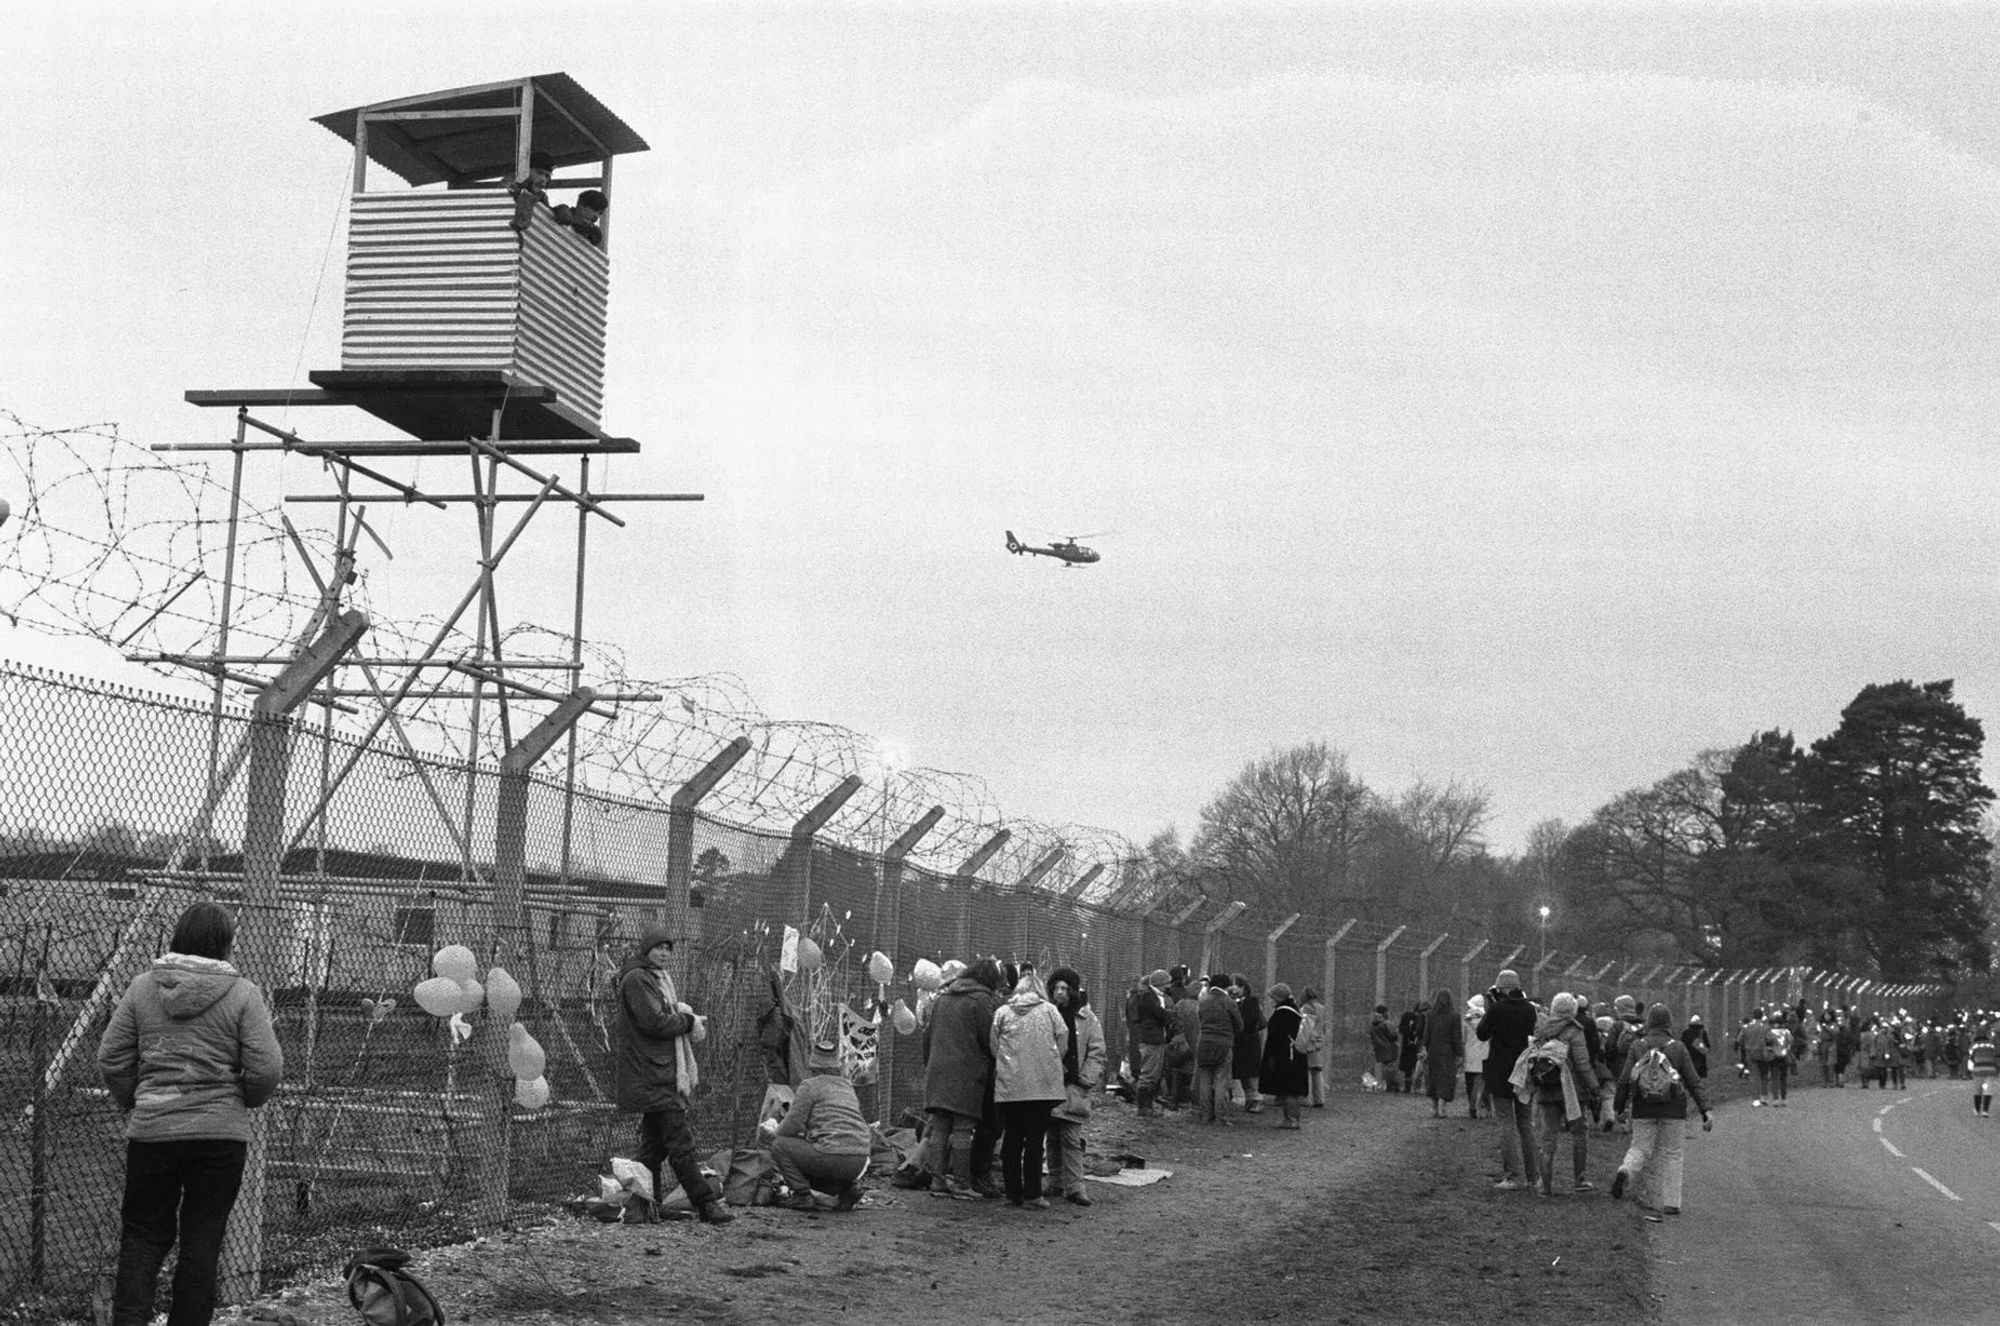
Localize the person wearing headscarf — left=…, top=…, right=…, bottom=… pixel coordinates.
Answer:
left=1260, top=983, right=1309, bottom=1129
left=98, top=901, right=284, bottom=1326
left=1422, top=988, right=1465, bottom=1118
left=921, top=957, right=1002, bottom=1199
left=613, top=922, right=732, bottom=1223
left=1610, top=1003, right=1712, bottom=1216
left=991, top=968, right=1068, bottom=1208
left=1041, top=967, right=1105, bottom=1205
left=767, top=1037, right=872, bottom=1212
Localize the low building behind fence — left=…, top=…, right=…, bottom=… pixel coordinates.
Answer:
left=0, top=662, right=1931, bottom=1314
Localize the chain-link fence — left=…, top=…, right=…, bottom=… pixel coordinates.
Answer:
left=0, top=662, right=1926, bottom=1318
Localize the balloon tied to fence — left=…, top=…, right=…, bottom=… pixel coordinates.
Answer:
left=411, top=945, right=549, bottom=1111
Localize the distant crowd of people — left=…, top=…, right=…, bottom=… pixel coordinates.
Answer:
left=1728, top=1001, right=2000, bottom=1112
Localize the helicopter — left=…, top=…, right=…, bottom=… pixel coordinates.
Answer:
left=1005, top=529, right=1104, bottom=567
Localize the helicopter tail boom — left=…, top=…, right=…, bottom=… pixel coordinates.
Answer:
left=1005, top=530, right=1023, bottom=554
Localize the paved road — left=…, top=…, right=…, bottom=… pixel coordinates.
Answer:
left=1659, top=1078, right=2000, bottom=1324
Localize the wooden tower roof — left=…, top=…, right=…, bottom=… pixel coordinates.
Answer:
left=313, top=73, right=649, bottom=187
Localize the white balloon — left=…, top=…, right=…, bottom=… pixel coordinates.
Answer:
left=452, top=978, right=484, bottom=1017
left=891, top=998, right=916, bottom=1035
left=485, top=967, right=523, bottom=1020
left=413, top=976, right=461, bottom=1018
left=867, top=950, right=894, bottom=986
left=911, top=959, right=943, bottom=992
left=432, top=945, right=478, bottom=983
left=513, top=1075, right=550, bottom=1109
left=795, top=937, right=823, bottom=973
left=507, top=1022, right=547, bottom=1079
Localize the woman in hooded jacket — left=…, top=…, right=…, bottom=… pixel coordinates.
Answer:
left=992, top=969, right=1069, bottom=1208
left=1041, top=967, right=1105, bottom=1205
left=98, top=901, right=283, bottom=1326
left=1259, top=983, right=1310, bottom=1129
left=613, top=922, right=732, bottom=1224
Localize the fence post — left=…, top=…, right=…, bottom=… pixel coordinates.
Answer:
left=955, top=831, right=1011, bottom=959
left=29, top=926, right=51, bottom=1290
left=222, top=607, right=367, bottom=1305
left=1198, top=902, right=1245, bottom=980
left=483, top=687, right=596, bottom=1228
left=1418, top=933, right=1448, bottom=1001
left=665, top=736, right=751, bottom=979
left=781, top=774, right=863, bottom=927
left=1265, top=913, right=1301, bottom=996
left=1170, top=898, right=1206, bottom=974
left=1017, top=847, right=1066, bottom=894
left=878, top=806, right=943, bottom=1125
left=1060, top=864, right=1105, bottom=902
left=1323, top=920, right=1357, bottom=1081
left=1532, top=949, right=1559, bottom=996
left=1459, top=940, right=1489, bottom=1008
left=1374, top=927, right=1406, bottom=1010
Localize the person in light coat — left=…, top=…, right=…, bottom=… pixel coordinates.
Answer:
left=991, top=969, right=1069, bottom=1208
left=1528, top=992, right=1600, bottom=1197
left=1041, top=966, right=1106, bottom=1206
left=98, top=901, right=283, bottom=1326
left=1461, top=994, right=1491, bottom=1117
left=1609, top=1003, right=1712, bottom=1215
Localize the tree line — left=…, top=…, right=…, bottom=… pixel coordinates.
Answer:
left=1134, top=679, right=1995, bottom=985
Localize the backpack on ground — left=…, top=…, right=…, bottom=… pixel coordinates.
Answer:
left=1630, top=1047, right=1682, bottom=1108
left=345, top=1247, right=443, bottom=1326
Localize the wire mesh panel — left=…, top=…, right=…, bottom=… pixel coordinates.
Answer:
left=0, top=662, right=1901, bottom=1318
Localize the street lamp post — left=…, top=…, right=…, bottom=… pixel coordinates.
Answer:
left=1538, top=905, right=1551, bottom=971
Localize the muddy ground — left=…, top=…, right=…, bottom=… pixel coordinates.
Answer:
left=84, top=1085, right=1687, bottom=1325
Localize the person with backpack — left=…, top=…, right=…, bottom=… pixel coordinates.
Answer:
left=1610, top=1003, right=1712, bottom=1217
left=1461, top=994, right=1491, bottom=1118
left=1742, top=1007, right=1773, bottom=1106
left=1260, top=983, right=1310, bottom=1129
left=97, top=901, right=284, bottom=1326
left=1477, top=970, right=1541, bottom=1191
left=1525, top=992, right=1600, bottom=1196
left=1763, top=1011, right=1794, bottom=1107
left=1299, top=987, right=1328, bottom=1108
left=614, top=922, right=734, bottom=1224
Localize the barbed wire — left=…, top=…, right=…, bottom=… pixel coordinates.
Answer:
left=0, top=411, right=1135, bottom=881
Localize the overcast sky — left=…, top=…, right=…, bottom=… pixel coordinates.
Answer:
left=5, top=2, right=2000, bottom=858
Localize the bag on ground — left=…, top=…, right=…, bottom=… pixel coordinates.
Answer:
left=344, top=1247, right=443, bottom=1326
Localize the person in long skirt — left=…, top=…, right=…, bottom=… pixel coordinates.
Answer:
left=1260, top=984, right=1310, bottom=1128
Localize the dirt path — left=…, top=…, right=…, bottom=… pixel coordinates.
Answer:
left=202, top=1089, right=1651, bottom=1326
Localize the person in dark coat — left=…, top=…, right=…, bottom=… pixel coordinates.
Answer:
left=614, top=921, right=732, bottom=1223
left=1681, top=1015, right=1711, bottom=1079
left=1422, top=988, right=1465, bottom=1117
left=1231, top=975, right=1266, bottom=1113
left=1477, top=968, right=1540, bottom=1190
left=1398, top=1000, right=1427, bottom=1095
left=920, top=958, right=1002, bottom=1199
left=1195, top=974, right=1243, bottom=1123
left=1259, top=984, right=1309, bottom=1128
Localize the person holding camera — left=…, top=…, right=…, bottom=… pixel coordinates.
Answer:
left=1476, top=970, right=1540, bottom=1191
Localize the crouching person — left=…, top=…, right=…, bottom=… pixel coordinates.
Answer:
left=615, top=923, right=733, bottom=1224
left=1610, top=1003, right=1713, bottom=1216
left=768, top=1037, right=871, bottom=1211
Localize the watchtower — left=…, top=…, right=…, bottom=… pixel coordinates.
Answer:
left=308, top=73, right=649, bottom=438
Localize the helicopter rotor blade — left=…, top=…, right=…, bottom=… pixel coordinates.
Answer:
left=1066, top=530, right=1116, bottom=541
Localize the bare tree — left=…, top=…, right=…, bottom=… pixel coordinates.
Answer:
left=1193, top=742, right=1374, bottom=913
